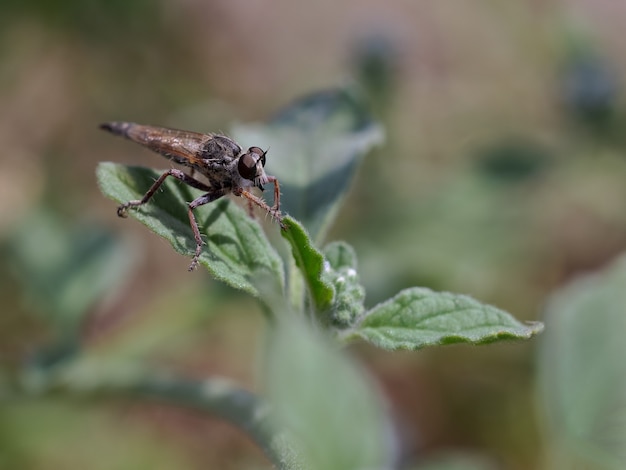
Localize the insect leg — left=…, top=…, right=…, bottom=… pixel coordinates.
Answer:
left=235, top=188, right=285, bottom=229
left=247, top=199, right=255, bottom=218
left=265, top=175, right=281, bottom=212
left=117, top=169, right=211, bottom=217
left=187, top=189, right=227, bottom=271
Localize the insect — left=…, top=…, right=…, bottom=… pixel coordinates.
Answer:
left=100, top=122, right=284, bottom=271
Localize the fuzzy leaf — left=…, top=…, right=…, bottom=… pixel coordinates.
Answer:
left=266, top=316, right=394, bottom=470
left=97, top=162, right=284, bottom=297
left=343, top=287, right=543, bottom=350
left=323, top=242, right=365, bottom=328
left=281, top=216, right=334, bottom=313
left=324, top=241, right=358, bottom=271
left=232, top=87, right=384, bottom=243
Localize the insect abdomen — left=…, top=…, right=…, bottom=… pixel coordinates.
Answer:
left=100, top=122, right=133, bottom=137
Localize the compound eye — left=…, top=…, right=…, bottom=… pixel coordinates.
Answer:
left=238, top=152, right=258, bottom=181
left=248, top=146, right=266, bottom=166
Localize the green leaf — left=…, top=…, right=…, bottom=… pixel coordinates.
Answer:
left=342, top=287, right=543, bottom=350
left=232, top=87, right=384, bottom=243
left=537, top=254, right=626, bottom=470
left=266, top=315, right=394, bottom=470
left=324, top=240, right=358, bottom=270
left=281, top=216, right=334, bottom=314
left=96, top=162, right=284, bottom=298
left=323, top=242, right=365, bottom=328
left=280, top=227, right=365, bottom=328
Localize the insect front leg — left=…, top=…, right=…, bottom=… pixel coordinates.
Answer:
left=187, top=189, right=227, bottom=271
left=265, top=175, right=282, bottom=213
left=117, top=169, right=212, bottom=217
left=247, top=199, right=255, bottom=218
left=235, top=187, right=286, bottom=229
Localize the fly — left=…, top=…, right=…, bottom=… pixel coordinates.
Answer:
left=100, top=122, right=284, bottom=271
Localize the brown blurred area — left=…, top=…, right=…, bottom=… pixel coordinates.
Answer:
left=1, top=1, right=626, bottom=468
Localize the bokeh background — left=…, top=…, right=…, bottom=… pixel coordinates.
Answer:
left=2, top=1, right=626, bottom=469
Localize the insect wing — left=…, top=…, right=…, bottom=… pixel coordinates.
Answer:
left=102, top=122, right=216, bottom=168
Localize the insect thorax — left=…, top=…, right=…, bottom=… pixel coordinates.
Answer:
left=201, top=135, right=241, bottom=160
left=191, top=135, right=242, bottom=189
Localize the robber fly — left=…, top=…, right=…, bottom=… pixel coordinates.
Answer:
left=100, top=122, right=284, bottom=271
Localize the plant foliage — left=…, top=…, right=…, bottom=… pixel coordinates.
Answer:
left=25, top=87, right=542, bottom=470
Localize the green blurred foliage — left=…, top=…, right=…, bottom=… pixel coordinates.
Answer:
left=5, top=211, right=136, bottom=335
left=0, top=399, right=194, bottom=470
left=538, top=254, right=626, bottom=470
left=1, top=0, right=161, bottom=40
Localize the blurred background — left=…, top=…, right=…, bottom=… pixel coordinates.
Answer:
left=1, top=0, right=626, bottom=469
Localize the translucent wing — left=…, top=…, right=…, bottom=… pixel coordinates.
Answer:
left=100, top=122, right=241, bottom=167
